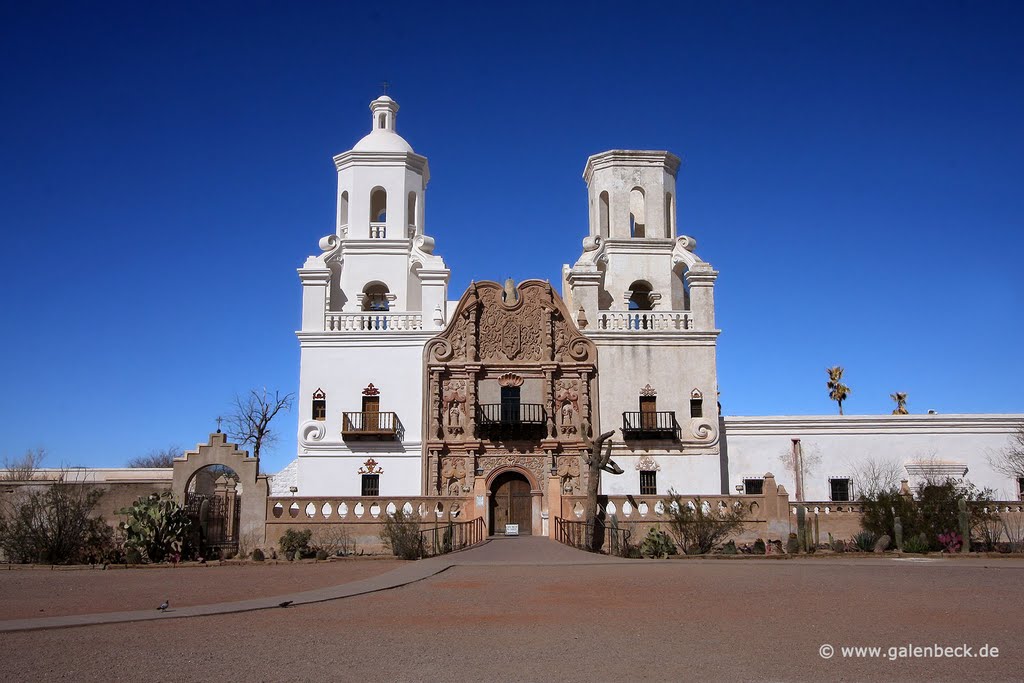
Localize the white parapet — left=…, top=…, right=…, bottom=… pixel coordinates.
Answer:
left=324, top=311, right=424, bottom=332
left=594, top=310, right=692, bottom=331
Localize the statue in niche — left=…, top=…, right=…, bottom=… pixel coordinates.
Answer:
left=443, top=380, right=467, bottom=436
left=555, top=379, right=580, bottom=435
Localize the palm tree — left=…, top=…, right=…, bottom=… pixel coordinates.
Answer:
left=826, top=366, right=851, bottom=415
left=890, top=392, right=908, bottom=415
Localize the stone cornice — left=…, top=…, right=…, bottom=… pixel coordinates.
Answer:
left=295, top=331, right=436, bottom=348
left=585, top=331, right=720, bottom=346
left=583, top=150, right=681, bottom=183
left=333, top=150, right=429, bottom=179
left=722, top=414, right=1024, bottom=435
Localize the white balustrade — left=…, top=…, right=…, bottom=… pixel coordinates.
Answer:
left=369, top=222, right=386, bottom=238
left=324, top=312, right=423, bottom=332
left=595, top=311, right=692, bottom=331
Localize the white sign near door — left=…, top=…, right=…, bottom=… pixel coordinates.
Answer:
left=505, top=524, right=519, bottom=536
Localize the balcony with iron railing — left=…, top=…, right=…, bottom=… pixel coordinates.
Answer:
left=341, top=412, right=405, bottom=441
left=621, top=411, right=681, bottom=440
left=476, top=403, right=546, bottom=440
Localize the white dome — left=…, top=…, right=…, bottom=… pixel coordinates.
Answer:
left=352, top=129, right=414, bottom=153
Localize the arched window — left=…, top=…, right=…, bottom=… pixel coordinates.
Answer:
left=312, top=389, right=327, bottom=421
left=407, top=191, right=417, bottom=237
left=370, top=187, right=387, bottom=221
left=377, top=113, right=386, bottom=129
left=362, top=282, right=390, bottom=311
left=339, top=191, right=349, bottom=228
left=628, top=280, right=653, bottom=311
left=598, top=191, right=609, bottom=238
left=629, top=187, right=646, bottom=238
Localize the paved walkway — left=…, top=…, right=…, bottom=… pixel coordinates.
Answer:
left=0, top=536, right=619, bottom=633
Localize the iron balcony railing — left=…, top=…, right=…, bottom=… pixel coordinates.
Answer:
left=621, top=411, right=681, bottom=440
left=341, top=411, right=405, bottom=440
left=475, top=403, right=546, bottom=439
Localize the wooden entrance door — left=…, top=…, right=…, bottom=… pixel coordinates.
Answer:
left=490, top=471, right=533, bottom=535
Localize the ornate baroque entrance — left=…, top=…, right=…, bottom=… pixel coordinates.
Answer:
left=489, top=470, right=533, bottom=535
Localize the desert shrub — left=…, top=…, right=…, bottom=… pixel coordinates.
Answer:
left=380, top=510, right=423, bottom=560
left=903, top=533, right=930, bottom=554
left=639, top=527, right=676, bottom=558
left=312, top=525, right=355, bottom=557
left=860, top=479, right=994, bottom=552
left=119, top=492, right=196, bottom=563
left=721, top=539, right=738, bottom=555
left=752, top=538, right=766, bottom=555
left=853, top=530, right=878, bottom=552
left=661, top=492, right=746, bottom=555
left=251, top=548, right=265, bottom=562
left=0, top=476, right=115, bottom=564
left=279, top=529, right=313, bottom=559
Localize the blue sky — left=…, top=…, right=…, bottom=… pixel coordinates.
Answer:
left=1, top=1, right=1021, bottom=473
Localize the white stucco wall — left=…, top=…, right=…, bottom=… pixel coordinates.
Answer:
left=721, top=414, right=1023, bottom=501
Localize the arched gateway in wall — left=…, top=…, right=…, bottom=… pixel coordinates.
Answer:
left=423, top=279, right=598, bottom=536
left=172, top=432, right=270, bottom=549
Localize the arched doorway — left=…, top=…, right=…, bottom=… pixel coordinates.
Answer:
left=489, top=470, right=533, bottom=535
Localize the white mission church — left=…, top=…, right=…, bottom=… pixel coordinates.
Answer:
left=277, top=95, right=1021, bottom=535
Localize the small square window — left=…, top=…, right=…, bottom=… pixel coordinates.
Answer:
left=690, top=397, right=703, bottom=418
left=830, top=478, right=851, bottom=502
left=361, top=474, right=379, bottom=497
left=640, top=470, right=657, bottom=495
left=743, top=478, right=764, bottom=495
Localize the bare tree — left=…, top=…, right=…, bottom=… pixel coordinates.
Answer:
left=848, top=456, right=904, bottom=499
left=1, top=448, right=46, bottom=481
left=127, top=446, right=182, bottom=468
left=225, top=388, right=294, bottom=462
left=582, top=430, right=620, bottom=550
left=988, top=423, right=1024, bottom=484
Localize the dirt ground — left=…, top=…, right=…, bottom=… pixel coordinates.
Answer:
left=0, top=559, right=403, bottom=619
left=1, top=552, right=1023, bottom=681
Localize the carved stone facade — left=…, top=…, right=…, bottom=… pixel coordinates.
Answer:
left=423, top=280, right=598, bottom=498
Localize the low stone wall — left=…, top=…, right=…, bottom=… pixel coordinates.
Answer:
left=560, top=475, right=791, bottom=545
left=264, top=495, right=475, bottom=554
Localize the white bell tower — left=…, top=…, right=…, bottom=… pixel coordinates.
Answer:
left=292, top=95, right=450, bottom=498
left=563, top=149, right=724, bottom=496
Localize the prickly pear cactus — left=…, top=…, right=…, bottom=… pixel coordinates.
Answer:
left=119, top=492, right=194, bottom=563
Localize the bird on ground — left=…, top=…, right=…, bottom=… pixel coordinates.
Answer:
left=278, top=601, right=293, bottom=608
left=157, top=600, right=169, bottom=612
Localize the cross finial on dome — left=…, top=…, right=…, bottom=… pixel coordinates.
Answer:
left=379, top=80, right=390, bottom=96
